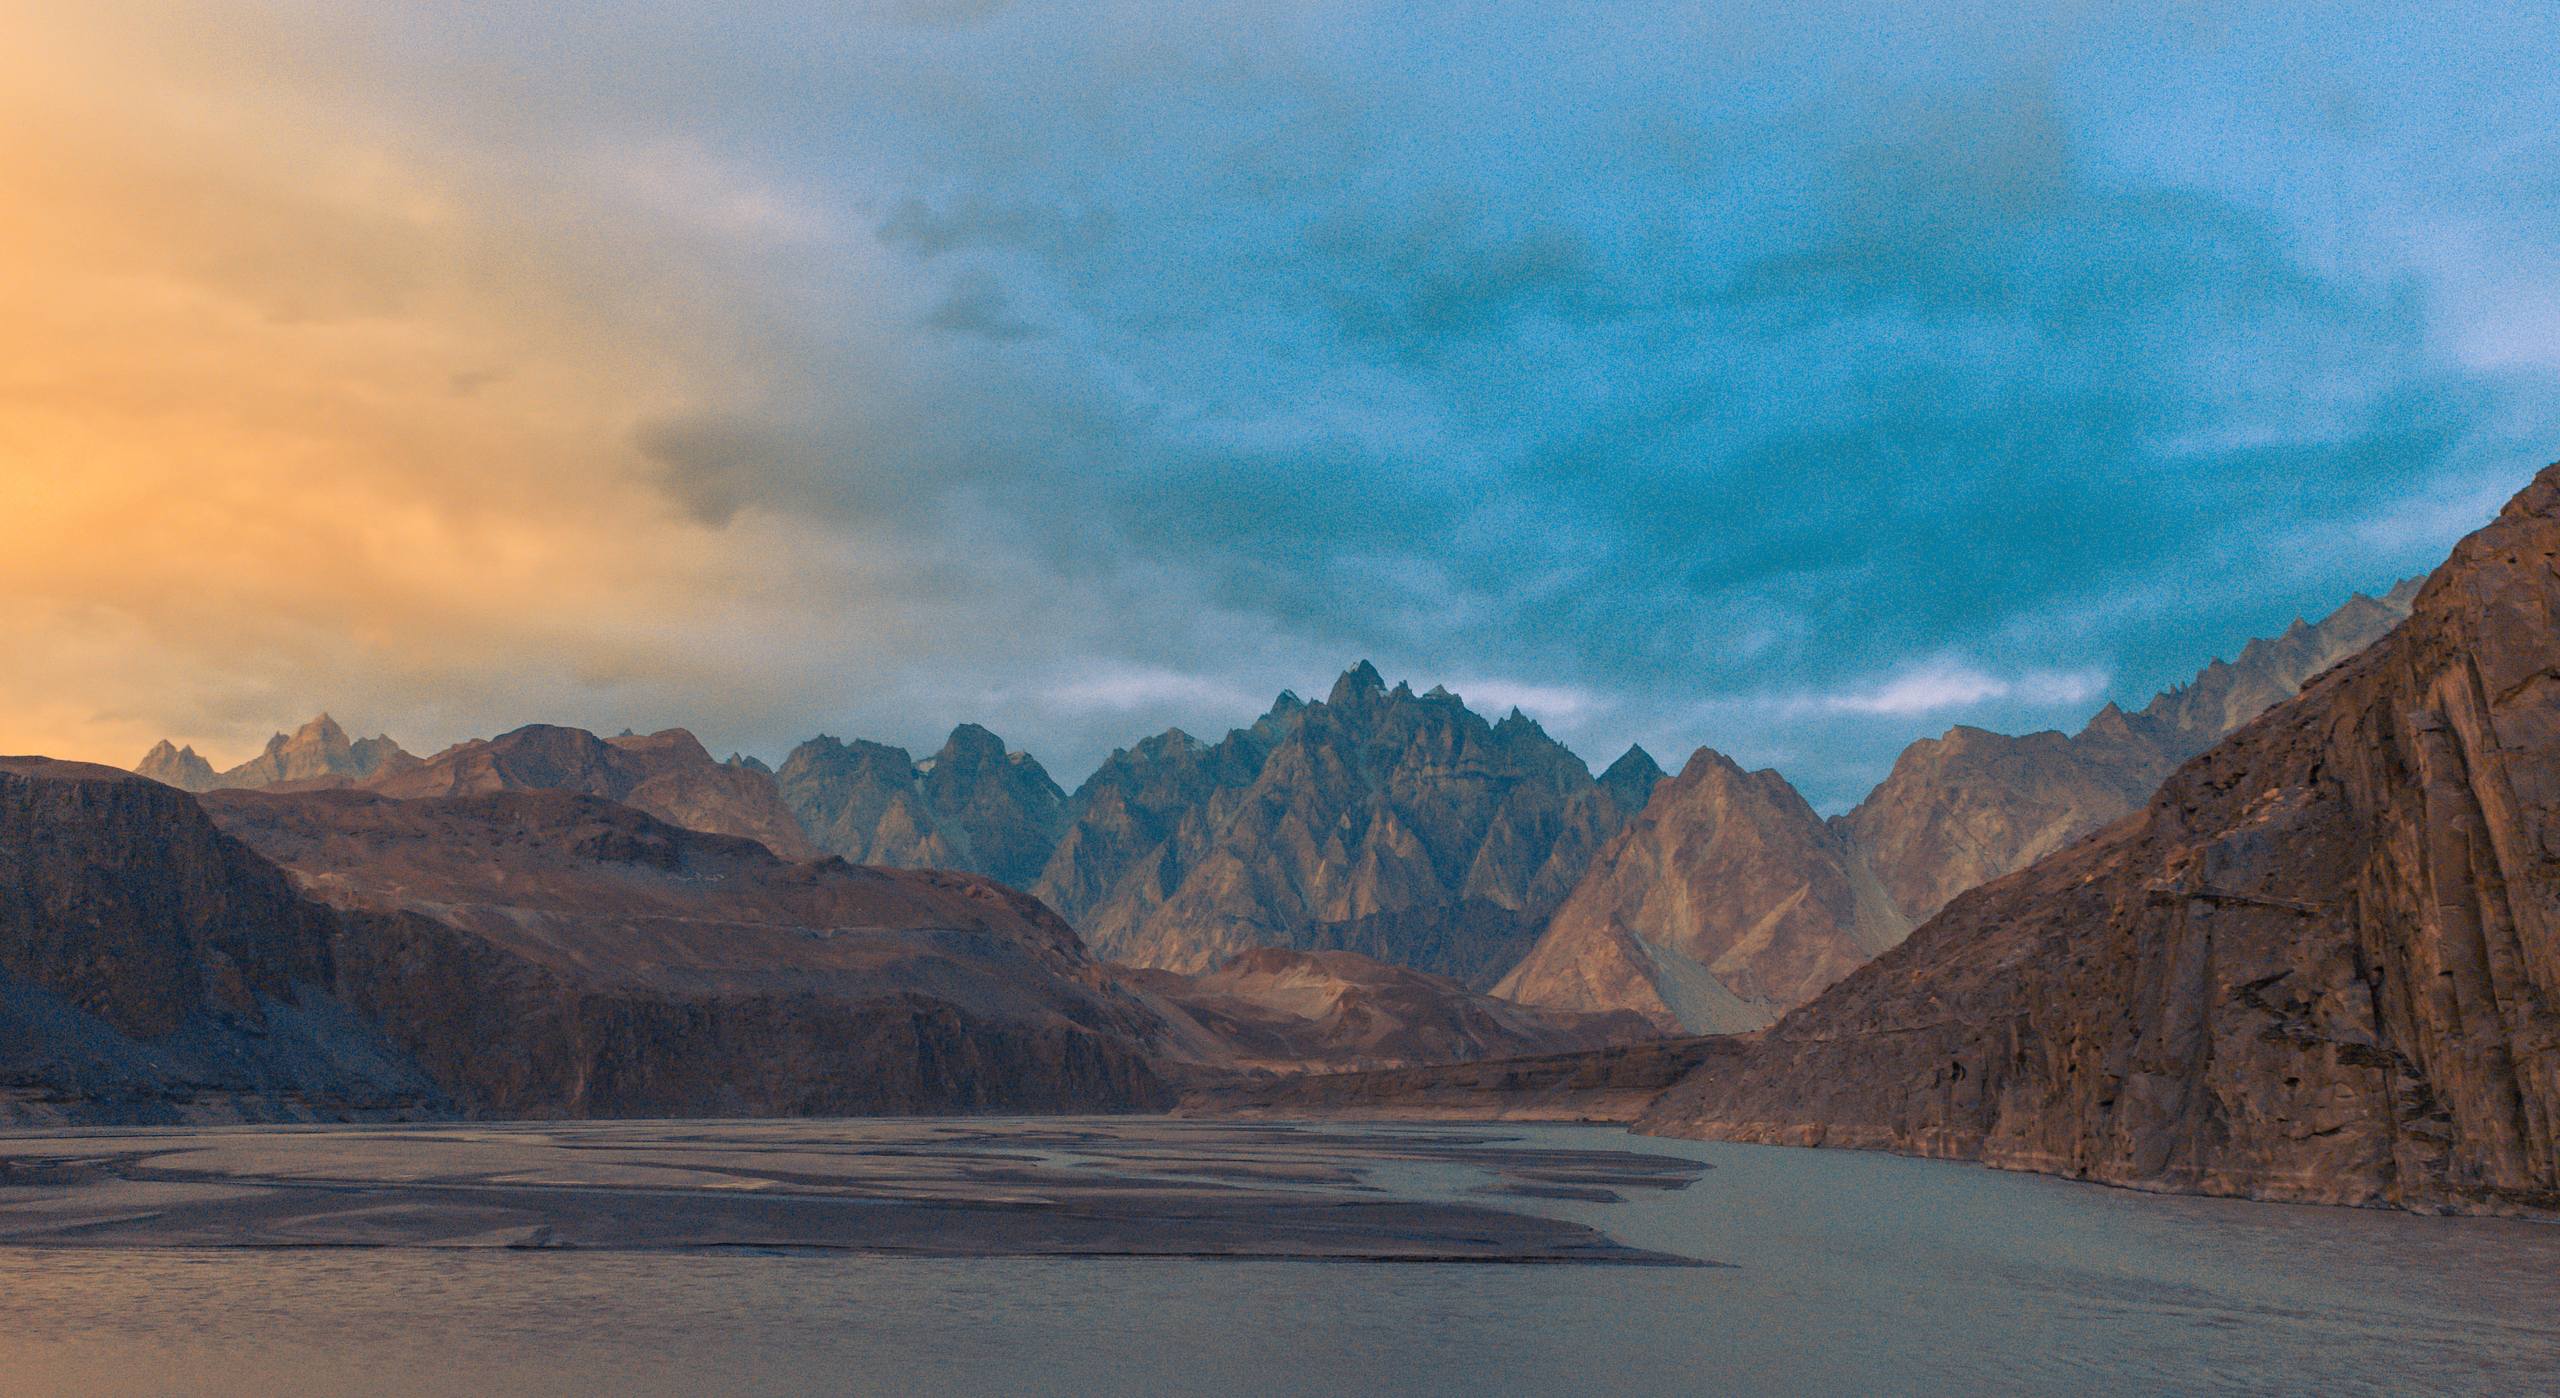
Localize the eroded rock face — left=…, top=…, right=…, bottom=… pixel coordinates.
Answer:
left=0, top=759, right=444, bottom=1123
left=1637, top=467, right=2560, bottom=1215
left=1124, top=947, right=1654, bottom=1074
left=1498, top=583, right=2415, bottom=1031
left=367, top=723, right=820, bottom=861
left=1033, top=665, right=1656, bottom=989
left=133, top=714, right=418, bottom=793
left=776, top=724, right=1067, bottom=887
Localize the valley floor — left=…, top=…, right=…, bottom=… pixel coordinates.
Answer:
left=1, top=1117, right=2556, bottom=1396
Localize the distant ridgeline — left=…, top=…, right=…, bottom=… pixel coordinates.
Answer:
left=129, top=582, right=2415, bottom=1036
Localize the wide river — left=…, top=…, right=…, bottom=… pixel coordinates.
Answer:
left=1, top=1118, right=2553, bottom=1396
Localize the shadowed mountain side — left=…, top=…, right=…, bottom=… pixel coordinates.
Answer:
left=1033, top=665, right=1664, bottom=988
left=1636, top=465, right=2560, bottom=1216
left=203, top=787, right=1167, bottom=1118
left=0, top=758, right=1170, bottom=1123
left=363, top=723, right=821, bottom=861
left=776, top=725, right=1067, bottom=887
left=1122, top=947, right=1656, bottom=1075
left=0, top=759, right=448, bottom=1124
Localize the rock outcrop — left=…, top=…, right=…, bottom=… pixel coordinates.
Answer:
left=1500, top=582, right=2417, bottom=1031
left=0, top=759, right=447, bottom=1124
left=1033, top=665, right=1660, bottom=989
left=367, top=723, right=820, bottom=861
left=132, top=714, right=418, bottom=793
left=1636, top=466, right=2560, bottom=1215
left=1124, top=947, right=1654, bottom=1074
left=776, top=724, right=1067, bottom=887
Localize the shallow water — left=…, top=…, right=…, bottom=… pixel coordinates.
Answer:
left=1, top=1120, right=2554, bottom=1396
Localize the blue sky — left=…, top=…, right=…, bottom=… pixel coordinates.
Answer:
left=13, top=1, right=2560, bottom=807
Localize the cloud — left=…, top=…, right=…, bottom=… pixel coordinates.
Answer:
left=1, top=0, right=2552, bottom=811
left=1048, top=665, right=1262, bottom=715
left=1818, top=662, right=2110, bottom=717
left=1446, top=680, right=1612, bottom=726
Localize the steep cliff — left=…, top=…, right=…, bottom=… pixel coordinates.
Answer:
left=0, top=759, right=445, bottom=1123
left=1637, top=466, right=2560, bottom=1215
left=1845, top=582, right=2419, bottom=925
left=776, top=724, right=1067, bottom=886
left=1034, top=665, right=1653, bottom=989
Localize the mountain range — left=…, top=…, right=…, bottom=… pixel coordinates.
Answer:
left=1497, top=579, right=2420, bottom=1032
left=1637, top=466, right=2560, bottom=1214
left=136, top=713, right=418, bottom=792
left=128, top=579, right=2417, bottom=1033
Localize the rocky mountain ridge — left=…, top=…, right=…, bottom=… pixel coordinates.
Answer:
left=1501, top=580, right=2420, bottom=1032
left=776, top=724, right=1067, bottom=888
left=1029, top=663, right=1666, bottom=989
left=135, top=714, right=417, bottom=793
left=1633, top=466, right=2560, bottom=1215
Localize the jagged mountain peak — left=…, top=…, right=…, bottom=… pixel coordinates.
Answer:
left=1597, top=744, right=1667, bottom=808
left=1327, top=660, right=1387, bottom=705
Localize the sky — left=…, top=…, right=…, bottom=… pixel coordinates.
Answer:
left=4, top=1, right=2557, bottom=810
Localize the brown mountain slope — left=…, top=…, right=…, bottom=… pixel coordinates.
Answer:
left=1123, top=947, right=1655, bottom=1074
left=200, top=786, right=1168, bottom=1118
left=0, top=758, right=1169, bottom=1122
left=0, top=759, right=448, bottom=1124
left=776, top=724, right=1067, bottom=887
left=1034, top=664, right=1661, bottom=989
left=1495, top=752, right=1909, bottom=1033
left=1499, top=581, right=2415, bottom=1032
left=133, top=714, right=418, bottom=793
left=1636, top=464, right=2560, bottom=1215
left=367, top=723, right=819, bottom=861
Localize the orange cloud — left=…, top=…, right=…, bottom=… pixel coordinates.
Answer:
left=0, top=5, right=883, bottom=767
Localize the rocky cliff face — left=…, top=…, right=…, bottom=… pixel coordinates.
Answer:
left=776, top=724, right=1067, bottom=887
left=1123, top=947, right=1654, bottom=1074
left=0, top=759, right=446, bottom=1123
left=1495, top=752, right=1910, bottom=1032
left=1032, top=664, right=1658, bottom=989
left=1499, top=582, right=2416, bottom=1031
left=133, top=714, right=418, bottom=793
left=1636, top=466, right=2560, bottom=1215
left=368, top=723, right=820, bottom=861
